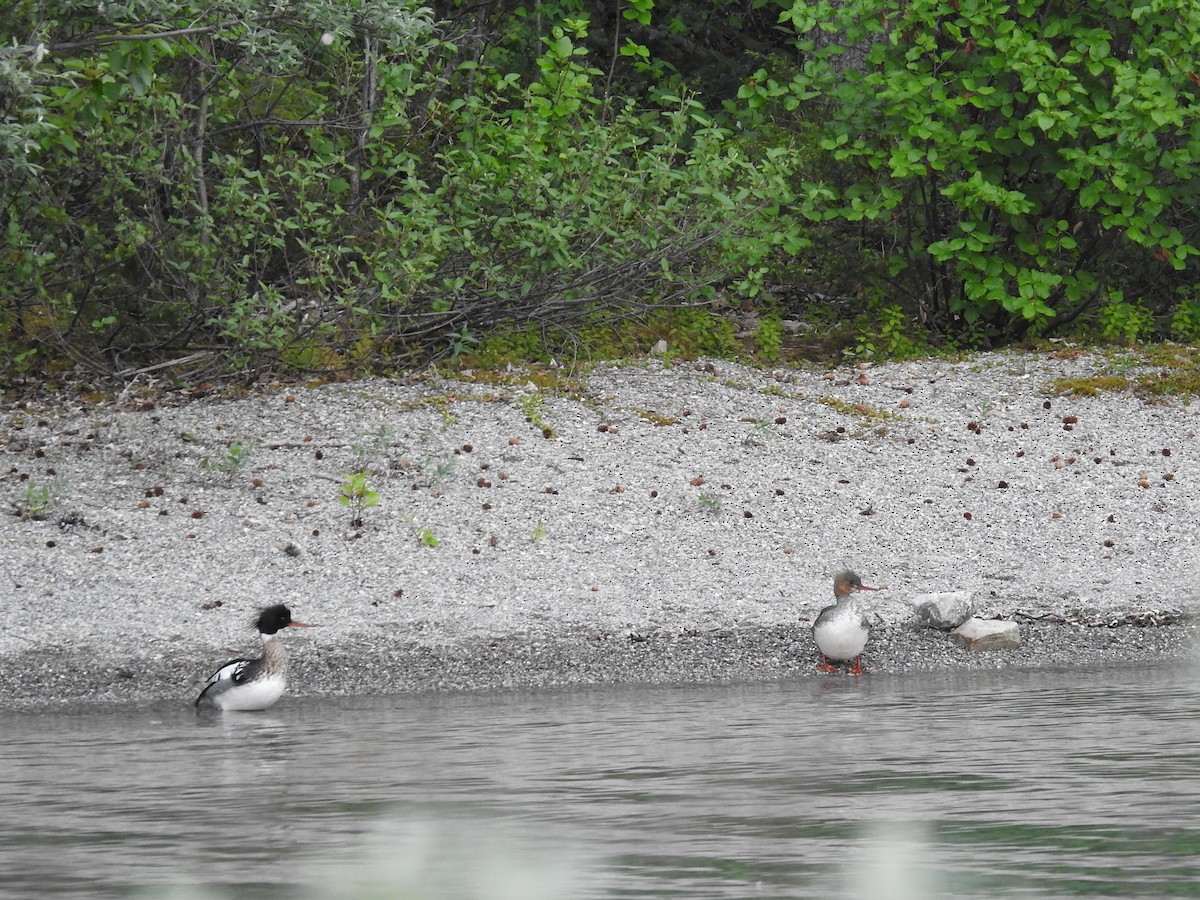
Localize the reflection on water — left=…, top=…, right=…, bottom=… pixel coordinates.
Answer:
left=2, top=663, right=1199, bottom=898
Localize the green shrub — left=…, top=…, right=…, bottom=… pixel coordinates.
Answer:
left=753, top=314, right=785, bottom=362
left=1, top=0, right=439, bottom=376
left=1170, top=295, right=1200, bottom=343
left=362, top=18, right=808, bottom=362
left=1097, top=294, right=1153, bottom=344
left=0, top=6, right=809, bottom=375
left=771, top=0, right=1200, bottom=343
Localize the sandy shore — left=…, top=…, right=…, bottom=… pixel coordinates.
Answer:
left=2, top=350, right=1197, bottom=708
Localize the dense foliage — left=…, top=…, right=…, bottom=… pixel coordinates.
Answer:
left=772, top=0, right=1200, bottom=343
left=2, top=0, right=1199, bottom=379
left=1, top=1, right=806, bottom=377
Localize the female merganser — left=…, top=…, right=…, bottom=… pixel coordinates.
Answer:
left=195, top=604, right=312, bottom=711
left=813, top=571, right=880, bottom=674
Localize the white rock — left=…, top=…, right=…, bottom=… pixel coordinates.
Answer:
left=949, top=617, right=1021, bottom=652
left=914, top=591, right=975, bottom=630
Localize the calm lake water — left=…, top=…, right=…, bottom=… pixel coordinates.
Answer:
left=2, top=663, right=1199, bottom=898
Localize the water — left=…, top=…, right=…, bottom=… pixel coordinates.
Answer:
left=2, top=664, right=1199, bottom=898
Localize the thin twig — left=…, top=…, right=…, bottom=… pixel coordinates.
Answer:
left=47, top=20, right=256, bottom=52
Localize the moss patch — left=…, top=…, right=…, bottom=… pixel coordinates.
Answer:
left=634, top=409, right=683, bottom=426
left=1048, top=375, right=1132, bottom=397
left=1048, top=367, right=1200, bottom=403
left=817, top=396, right=898, bottom=421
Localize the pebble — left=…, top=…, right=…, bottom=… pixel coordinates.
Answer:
left=949, top=617, right=1022, bottom=651
left=914, top=591, right=975, bottom=630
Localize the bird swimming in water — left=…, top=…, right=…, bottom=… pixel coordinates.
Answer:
left=195, top=604, right=312, bottom=711
left=812, top=571, right=881, bottom=674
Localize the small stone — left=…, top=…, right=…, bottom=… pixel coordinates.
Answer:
left=950, top=617, right=1020, bottom=651
left=914, top=591, right=975, bottom=630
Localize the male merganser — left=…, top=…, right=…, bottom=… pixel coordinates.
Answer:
left=195, top=604, right=312, bottom=711
left=813, top=571, right=880, bottom=675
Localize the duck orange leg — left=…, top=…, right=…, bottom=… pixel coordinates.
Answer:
left=849, top=655, right=866, bottom=675
left=816, top=655, right=838, bottom=673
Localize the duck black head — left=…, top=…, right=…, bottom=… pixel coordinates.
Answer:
left=253, top=604, right=312, bottom=635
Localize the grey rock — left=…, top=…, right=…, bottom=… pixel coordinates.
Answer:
left=914, top=591, right=975, bottom=630
left=950, top=618, right=1021, bottom=652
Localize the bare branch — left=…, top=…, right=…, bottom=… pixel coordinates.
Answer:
left=47, top=20, right=261, bottom=53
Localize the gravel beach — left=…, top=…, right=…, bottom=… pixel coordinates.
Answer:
left=2, top=349, right=1198, bottom=709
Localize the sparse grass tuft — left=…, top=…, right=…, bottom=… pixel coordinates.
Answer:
left=17, top=478, right=63, bottom=520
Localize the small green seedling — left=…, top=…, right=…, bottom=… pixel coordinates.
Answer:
left=204, top=437, right=253, bottom=479
left=339, top=471, right=380, bottom=526
left=432, top=456, right=456, bottom=480
left=530, top=518, right=548, bottom=542
left=351, top=425, right=395, bottom=470
left=445, top=325, right=479, bottom=362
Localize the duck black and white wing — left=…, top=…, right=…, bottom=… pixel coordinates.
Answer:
left=194, top=657, right=258, bottom=708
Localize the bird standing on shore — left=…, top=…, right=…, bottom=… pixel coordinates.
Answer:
left=813, top=571, right=881, bottom=675
left=195, top=604, right=312, bottom=711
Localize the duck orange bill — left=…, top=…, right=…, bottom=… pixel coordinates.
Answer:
left=854, top=584, right=885, bottom=591
left=286, top=620, right=315, bottom=627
